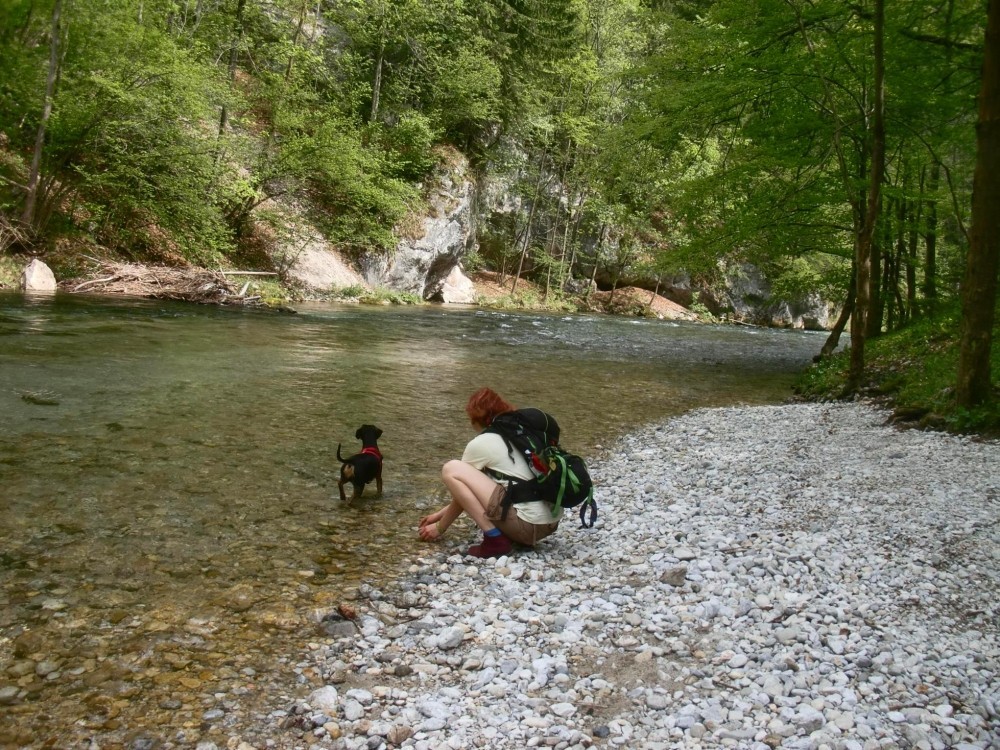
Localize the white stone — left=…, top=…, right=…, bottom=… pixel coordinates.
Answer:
left=20, top=259, right=56, bottom=292
left=439, top=265, right=476, bottom=304
left=307, top=686, right=339, bottom=712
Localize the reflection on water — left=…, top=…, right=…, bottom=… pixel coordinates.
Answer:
left=0, top=293, right=824, bottom=747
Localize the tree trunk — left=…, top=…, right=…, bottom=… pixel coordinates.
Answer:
left=543, top=221, right=558, bottom=301
left=866, top=202, right=885, bottom=339
left=923, top=164, right=940, bottom=309
left=957, top=0, right=1000, bottom=408
left=848, top=0, right=886, bottom=392
left=511, top=158, right=548, bottom=295
left=22, top=0, right=62, bottom=226
left=817, top=266, right=856, bottom=360
left=564, top=194, right=587, bottom=286
left=907, top=197, right=920, bottom=319
left=285, top=0, right=308, bottom=81
left=893, top=195, right=908, bottom=328
left=370, top=38, right=384, bottom=123
left=586, top=222, right=606, bottom=301
left=648, top=279, right=661, bottom=310
left=218, top=0, right=247, bottom=138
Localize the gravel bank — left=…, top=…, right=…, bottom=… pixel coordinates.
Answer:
left=261, top=402, right=999, bottom=750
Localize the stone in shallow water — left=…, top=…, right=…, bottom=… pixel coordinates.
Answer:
left=20, top=259, right=56, bottom=292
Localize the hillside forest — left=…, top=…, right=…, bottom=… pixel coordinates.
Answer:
left=0, top=0, right=997, bottom=414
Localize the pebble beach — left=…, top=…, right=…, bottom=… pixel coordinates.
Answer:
left=187, top=403, right=1000, bottom=749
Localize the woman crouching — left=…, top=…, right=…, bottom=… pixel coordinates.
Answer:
left=417, top=387, right=561, bottom=558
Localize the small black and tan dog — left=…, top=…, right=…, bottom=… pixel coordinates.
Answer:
left=337, top=424, right=384, bottom=501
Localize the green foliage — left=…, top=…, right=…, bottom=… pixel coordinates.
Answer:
left=460, top=247, right=486, bottom=274
left=0, top=254, right=22, bottom=288
left=244, top=277, right=292, bottom=305
left=358, top=287, right=424, bottom=305
left=377, top=113, right=440, bottom=180
left=688, top=291, right=716, bottom=321
left=476, top=288, right=576, bottom=312
left=767, top=255, right=851, bottom=305
left=333, top=284, right=369, bottom=299
left=796, top=305, right=1000, bottom=433
left=631, top=0, right=982, bottom=311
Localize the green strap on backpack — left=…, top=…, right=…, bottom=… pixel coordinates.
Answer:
left=487, top=409, right=598, bottom=528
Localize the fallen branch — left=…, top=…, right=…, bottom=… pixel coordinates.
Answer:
left=61, top=261, right=258, bottom=306
left=72, top=275, right=118, bottom=292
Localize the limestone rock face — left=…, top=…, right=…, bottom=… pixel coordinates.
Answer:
left=267, top=204, right=366, bottom=291
left=285, top=246, right=365, bottom=291
left=360, top=154, right=475, bottom=299
left=20, top=259, right=57, bottom=293
left=718, top=263, right=836, bottom=330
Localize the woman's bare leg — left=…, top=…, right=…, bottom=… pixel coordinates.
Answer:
left=439, top=460, right=500, bottom=531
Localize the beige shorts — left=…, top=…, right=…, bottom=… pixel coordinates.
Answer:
left=486, top=484, right=560, bottom=546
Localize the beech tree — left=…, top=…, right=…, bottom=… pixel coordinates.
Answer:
left=629, top=0, right=982, bottom=368
left=957, top=0, right=1000, bottom=408
left=21, top=0, right=61, bottom=227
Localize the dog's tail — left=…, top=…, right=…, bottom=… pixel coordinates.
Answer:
left=336, top=443, right=346, bottom=463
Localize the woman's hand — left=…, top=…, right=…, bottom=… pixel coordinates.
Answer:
left=419, top=509, right=444, bottom=527
left=418, top=521, right=443, bottom=542
left=418, top=509, right=445, bottom=541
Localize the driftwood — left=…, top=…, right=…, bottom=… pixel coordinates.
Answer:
left=62, top=261, right=261, bottom=305
left=0, top=215, right=32, bottom=253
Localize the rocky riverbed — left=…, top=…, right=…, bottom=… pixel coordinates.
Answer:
left=240, top=402, right=999, bottom=750
left=5, top=402, right=998, bottom=749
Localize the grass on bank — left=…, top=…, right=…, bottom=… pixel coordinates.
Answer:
left=0, top=255, right=21, bottom=288
left=795, top=304, right=1000, bottom=434
left=476, top=290, right=579, bottom=313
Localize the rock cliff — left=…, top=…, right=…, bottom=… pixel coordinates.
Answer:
left=274, top=153, right=837, bottom=328
left=359, top=154, right=476, bottom=301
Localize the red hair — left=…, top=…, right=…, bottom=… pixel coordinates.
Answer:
left=466, top=387, right=515, bottom=427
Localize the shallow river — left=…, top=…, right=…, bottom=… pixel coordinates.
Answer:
left=0, top=293, right=825, bottom=748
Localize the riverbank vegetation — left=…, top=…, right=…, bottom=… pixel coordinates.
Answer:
left=796, top=305, right=1000, bottom=433
left=0, top=0, right=997, bottom=419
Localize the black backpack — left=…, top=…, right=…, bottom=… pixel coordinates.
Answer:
left=485, top=408, right=598, bottom=528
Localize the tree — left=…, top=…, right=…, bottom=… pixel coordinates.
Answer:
left=628, top=0, right=982, bottom=366
left=956, top=0, right=1000, bottom=408
left=21, top=0, right=62, bottom=227
left=847, top=0, right=886, bottom=392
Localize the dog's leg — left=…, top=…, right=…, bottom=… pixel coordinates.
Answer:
left=339, top=463, right=356, bottom=502
left=375, top=467, right=383, bottom=497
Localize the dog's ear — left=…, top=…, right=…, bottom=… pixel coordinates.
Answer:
left=374, top=427, right=383, bottom=439
left=355, top=427, right=364, bottom=439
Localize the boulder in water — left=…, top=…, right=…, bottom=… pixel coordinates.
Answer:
left=20, top=259, right=57, bottom=293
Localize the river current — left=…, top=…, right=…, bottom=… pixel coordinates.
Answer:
left=0, top=293, right=825, bottom=747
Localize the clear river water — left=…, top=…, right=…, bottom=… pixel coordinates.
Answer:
left=0, top=292, right=826, bottom=748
